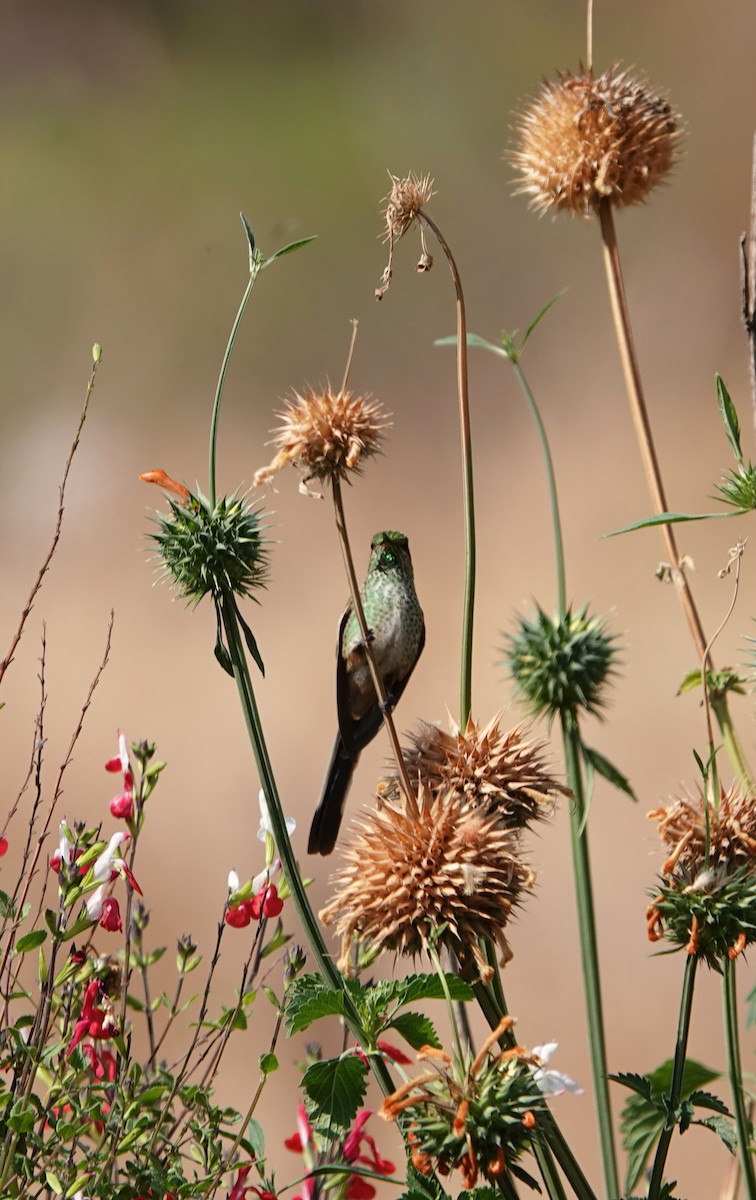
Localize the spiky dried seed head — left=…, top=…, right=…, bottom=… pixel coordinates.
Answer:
left=382, top=715, right=561, bottom=829
left=320, top=785, right=533, bottom=981
left=382, top=172, right=435, bottom=241
left=253, top=387, right=389, bottom=489
left=650, top=785, right=756, bottom=881
left=511, top=65, right=680, bottom=217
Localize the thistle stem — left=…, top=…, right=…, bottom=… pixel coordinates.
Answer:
left=723, top=956, right=756, bottom=1200
left=419, top=210, right=476, bottom=726
left=208, top=258, right=262, bottom=507
left=647, top=954, right=698, bottom=1200
left=561, top=716, right=619, bottom=1200
left=330, top=476, right=417, bottom=814
left=512, top=360, right=567, bottom=615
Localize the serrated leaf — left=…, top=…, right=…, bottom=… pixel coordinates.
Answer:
left=687, top=1089, right=731, bottom=1116
left=372, top=972, right=474, bottom=1010
left=716, top=375, right=743, bottom=464
left=285, top=975, right=347, bottom=1033
left=693, top=1114, right=737, bottom=1153
left=582, top=745, right=637, bottom=802
left=302, top=1055, right=367, bottom=1130
left=610, top=1071, right=658, bottom=1103
left=383, top=1011, right=440, bottom=1050
left=15, top=929, right=47, bottom=954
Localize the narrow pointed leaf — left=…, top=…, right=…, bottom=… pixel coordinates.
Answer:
left=604, top=511, right=737, bottom=537
left=235, top=602, right=265, bottom=675
left=582, top=745, right=637, bottom=802
left=240, top=212, right=256, bottom=257
left=521, top=289, right=567, bottom=347
left=716, top=375, right=743, bottom=464
left=264, top=235, right=317, bottom=264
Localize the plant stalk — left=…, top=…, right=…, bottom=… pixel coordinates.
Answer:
left=647, top=953, right=698, bottom=1199
left=723, top=956, right=756, bottom=1200
left=419, top=210, right=476, bottom=725
left=562, top=717, right=619, bottom=1200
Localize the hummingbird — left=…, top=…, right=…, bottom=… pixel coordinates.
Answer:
left=308, top=530, right=425, bottom=856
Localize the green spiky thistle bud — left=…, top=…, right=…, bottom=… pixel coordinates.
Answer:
left=504, top=604, right=617, bottom=722
left=141, top=469, right=269, bottom=674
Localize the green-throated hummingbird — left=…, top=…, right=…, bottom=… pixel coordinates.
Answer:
left=308, top=531, right=425, bottom=855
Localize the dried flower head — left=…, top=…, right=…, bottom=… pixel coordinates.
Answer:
left=380, top=1018, right=576, bottom=1189
left=320, top=785, right=533, bottom=981
left=511, top=65, right=681, bottom=217
left=647, top=784, right=756, bottom=966
left=384, top=714, right=562, bottom=829
left=376, top=172, right=435, bottom=299
left=253, top=387, right=389, bottom=490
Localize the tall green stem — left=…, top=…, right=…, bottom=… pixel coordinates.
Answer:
left=723, top=956, right=756, bottom=1200
left=208, top=258, right=262, bottom=506
left=647, top=954, right=698, bottom=1200
left=419, top=210, right=475, bottom=725
left=562, top=718, right=619, bottom=1200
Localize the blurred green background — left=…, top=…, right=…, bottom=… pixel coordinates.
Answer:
left=2, top=0, right=756, bottom=1193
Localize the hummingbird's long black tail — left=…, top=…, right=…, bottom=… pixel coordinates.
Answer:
left=308, top=734, right=358, bottom=856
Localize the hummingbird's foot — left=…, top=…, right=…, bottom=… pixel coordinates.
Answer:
left=379, top=697, right=396, bottom=716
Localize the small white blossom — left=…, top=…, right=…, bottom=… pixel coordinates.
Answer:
left=228, top=869, right=240, bottom=893
left=531, top=1042, right=583, bottom=1096
left=257, top=789, right=296, bottom=844
left=85, top=884, right=107, bottom=922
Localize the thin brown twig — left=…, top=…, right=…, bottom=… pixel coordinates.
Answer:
left=598, top=198, right=709, bottom=658
left=0, top=613, right=114, bottom=990
left=0, top=349, right=101, bottom=689
left=739, top=132, right=756, bottom=434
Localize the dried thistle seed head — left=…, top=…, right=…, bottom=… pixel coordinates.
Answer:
left=383, top=172, right=434, bottom=241
left=320, top=785, right=534, bottom=981
left=511, top=65, right=681, bottom=216
left=253, top=387, right=389, bottom=489
left=647, top=784, right=756, bottom=965
left=142, top=477, right=269, bottom=605
left=383, top=715, right=561, bottom=828
left=651, top=784, right=756, bottom=881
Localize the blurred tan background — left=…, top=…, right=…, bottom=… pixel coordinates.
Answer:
left=2, top=1, right=756, bottom=1195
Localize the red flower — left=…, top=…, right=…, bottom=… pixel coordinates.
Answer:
left=0, top=836, right=8, bottom=857
left=225, top=903, right=252, bottom=928
left=110, top=792, right=133, bottom=821
left=67, top=980, right=118, bottom=1057
left=99, top=897, right=122, bottom=933
left=249, top=884, right=283, bottom=920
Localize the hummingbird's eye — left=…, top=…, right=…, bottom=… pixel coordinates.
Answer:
left=381, top=549, right=397, bottom=568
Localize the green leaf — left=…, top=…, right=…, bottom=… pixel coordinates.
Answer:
left=263, top=235, right=318, bottom=264
left=301, top=1055, right=367, bottom=1130
left=0, top=889, right=14, bottom=918
left=370, top=972, right=474, bottom=1010
left=259, top=1051, right=278, bottom=1075
left=687, top=1089, right=731, bottom=1116
left=383, top=1011, right=440, bottom=1050
left=236, top=603, right=265, bottom=676
left=45, top=1170, right=64, bottom=1195
left=61, top=914, right=95, bottom=942
left=520, top=290, right=566, bottom=348
left=15, top=929, right=47, bottom=954
left=614, top=1060, right=721, bottom=1194
left=8, top=1097, right=36, bottom=1133
left=716, top=375, right=743, bottom=465
left=435, top=332, right=508, bottom=357
left=678, top=669, right=703, bottom=696
left=240, top=212, right=255, bottom=257
left=245, top=1116, right=266, bottom=1159
left=604, top=510, right=737, bottom=537
left=747, top=980, right=756, bottom=1028
left=582, top=745, right=637, bottom=802
left=693, top=1114, right=737, bottom=1153
left=285, top=975, right=347, bottom=1033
